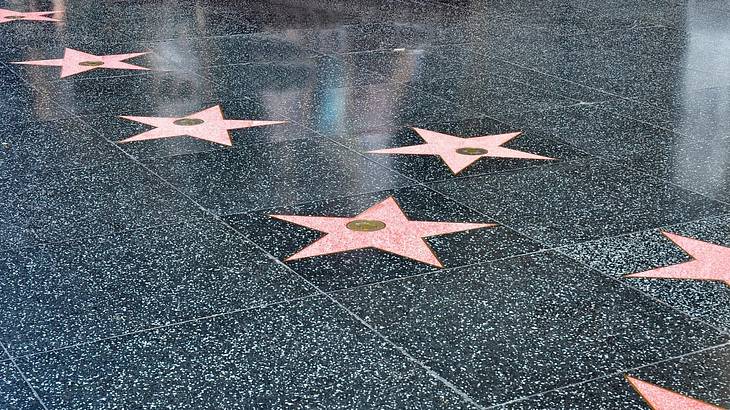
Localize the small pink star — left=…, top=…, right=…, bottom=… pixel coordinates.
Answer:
left=13, top=48, right=150, bottom=78
left=626, top=376, right=724, bottom=410
left=118, top=105, right=287, bottom=147
left=271, top=196, right=494, bottom=267
left=0, top=8, right=60, bottom=23
left=624, top=231, right=730, bottom=286
left=368, top=127, right=554, bottom=174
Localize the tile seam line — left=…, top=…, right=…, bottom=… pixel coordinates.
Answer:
left=0, top=341, right=48, bottom=409
left=310, top=134, right=730, bottom=336
left=59, top=86, right=484, bottom=409
left=554, top=246, right=730, bottom=336
left=483, top=340, right=730, bottom=409
left=326, top=209, right=730, bottom=299
left=0, top=217, right=209, bottom=254
left=6, top=294, right=319, bottom=362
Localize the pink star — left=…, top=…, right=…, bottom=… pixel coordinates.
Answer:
left=0, top=8, right=60, bottom=23
left=626, top=376, right=724, bottom=410
left=624, top=231, right=730, bottom=286
left=12, top=48, right=150, bottom=78
left=117, top=105, right=287, bottom=147
left=271, top=197, right=494, bottom=267
left=368, top=127, right=554, bottom=174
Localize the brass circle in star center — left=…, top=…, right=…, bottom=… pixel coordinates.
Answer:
left=173, top=118, right=205, bottom=126
left=456, top=147, right=488, bottom=155
left=346, top=219, right=386, bottom=232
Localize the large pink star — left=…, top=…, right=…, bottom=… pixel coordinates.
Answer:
left=368, top=127, right=554, bottom=174
left=271, top=197, right=494, bottom=267
left=117, top=105, right=287, bottom=146
left=13, top=48, right=150, bottom=78
left=624, top=231, right=730, bottom=286
left=626, top=376, right=724, bottom=410
left=0, top=8, right=60, bottom=23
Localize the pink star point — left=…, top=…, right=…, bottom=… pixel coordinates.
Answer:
left=271, top=196, right=495, bottom=267
left=118, top=105, right=287, bottom=146
left=368, top=127, right=554, bottom=174
left=12, top=48, right=150, bottom=78
left=626, top=376, right=724, bottom=410
left=0, top=8, right=61, bottom=23
left=624, top=231, right=730, bottom=287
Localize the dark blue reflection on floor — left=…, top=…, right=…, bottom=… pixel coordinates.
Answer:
left=0, top=0, right=729, bottom=408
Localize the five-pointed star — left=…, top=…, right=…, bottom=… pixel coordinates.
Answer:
left=13, top=48, right=150, bottom=78
left=271, top=196, right=494, bottom=267
left=624, top=231, right=730, bottom=287
left=626, top=376, right=724, bottom=410
left=368, top=127, right=554, bottom=174
left=0, top=8, right=60, bottom=23
left=117, top=105, right=287, bottom=146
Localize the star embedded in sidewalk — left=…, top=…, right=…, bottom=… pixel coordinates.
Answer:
left=13, top=48, right=150, bottom=78
left=624, top=231, right=730, bottom=287
left=271, top=196, right=494, bottom=267
left=117, top=105, right=287, bottom=146
left=368, top=127, right=554, bottom=174
left=626, top=376, right=724, bottom=410
left=0, top=8, right=60, bottom=23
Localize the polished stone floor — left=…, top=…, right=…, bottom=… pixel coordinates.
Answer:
left=0, top=0, right=729, bottom=408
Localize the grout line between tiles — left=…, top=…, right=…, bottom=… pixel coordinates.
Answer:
left=45, top=81, right=486, bottom=408
left=307, top=126, right=730, bottom=335
left=8, top=294, right=319, bottom=362
left=483, top=341, right=730, bottom=409
left=0, top=341, right=48, bottom=410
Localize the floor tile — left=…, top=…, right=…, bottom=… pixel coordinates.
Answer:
left=608, top=86, right=730, bottom=141
left=35, top=71, right=218, bottom=117
left=226, top=186, right=543, bottom=291
left=254, top=82, right=475, bottom=137
left=337, top=117, right=588, bottom=183
left=144, top=138, right=412, bottom=215
left=0, top=162, right=205, bottom=250
left=0, top=361, right=42, bottom=410
left=17, top=296, right=472, bottom=409
left=559, top=213, right=730, bottom=333
left=0, top=118, right=127, bottom=176
left=430, top=158, right=730, bottom=247
left=0, top=219, right=314, bottom=356
left=334, top=251, right=728, bottom=407
left=90, top=99, right=312, bottom=160
left=208, top=55, right=388, bottom=97
left=0, top=82, right=64, bottom=125
left=144, top=34, right=322, bottom=72
left=412, top=73, right=578, bottom=118
left=506, top=345, right=730, bottom=409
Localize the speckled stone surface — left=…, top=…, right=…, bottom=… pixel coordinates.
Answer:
left=430, top=158, right=730, bottom=247
left=0, top=219, right=315, bottom=356
left=334, top=251, right=728, bottom=407
left=0, top=162, right=205, bottom=250
left=505, top=345, right=730, bottom=409
left=2, top=0, right=730, bottom=406
left=559, top=213, right=730, bottom=333
left=251, top=82, right=475, bottom=137
left=35, top=71, right=218, bottom=116
left=0, top=361, right=42, bottom=410
left=143, top=138, right=412, bottom=215
left=16, top=296, right=473, bottom=409
left=226, top=186, right=543, bottom=291
left=0, top=118, right=127, bottom=175
left=336, top=116, right=587, bottom=182
left=208, top=55, right=389, bottom=97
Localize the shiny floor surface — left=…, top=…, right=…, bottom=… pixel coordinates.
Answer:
left=0, top=0, right=729, bottom=408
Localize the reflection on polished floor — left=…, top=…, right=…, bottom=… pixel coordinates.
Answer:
left=0, top=0, right=729, bottom=408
